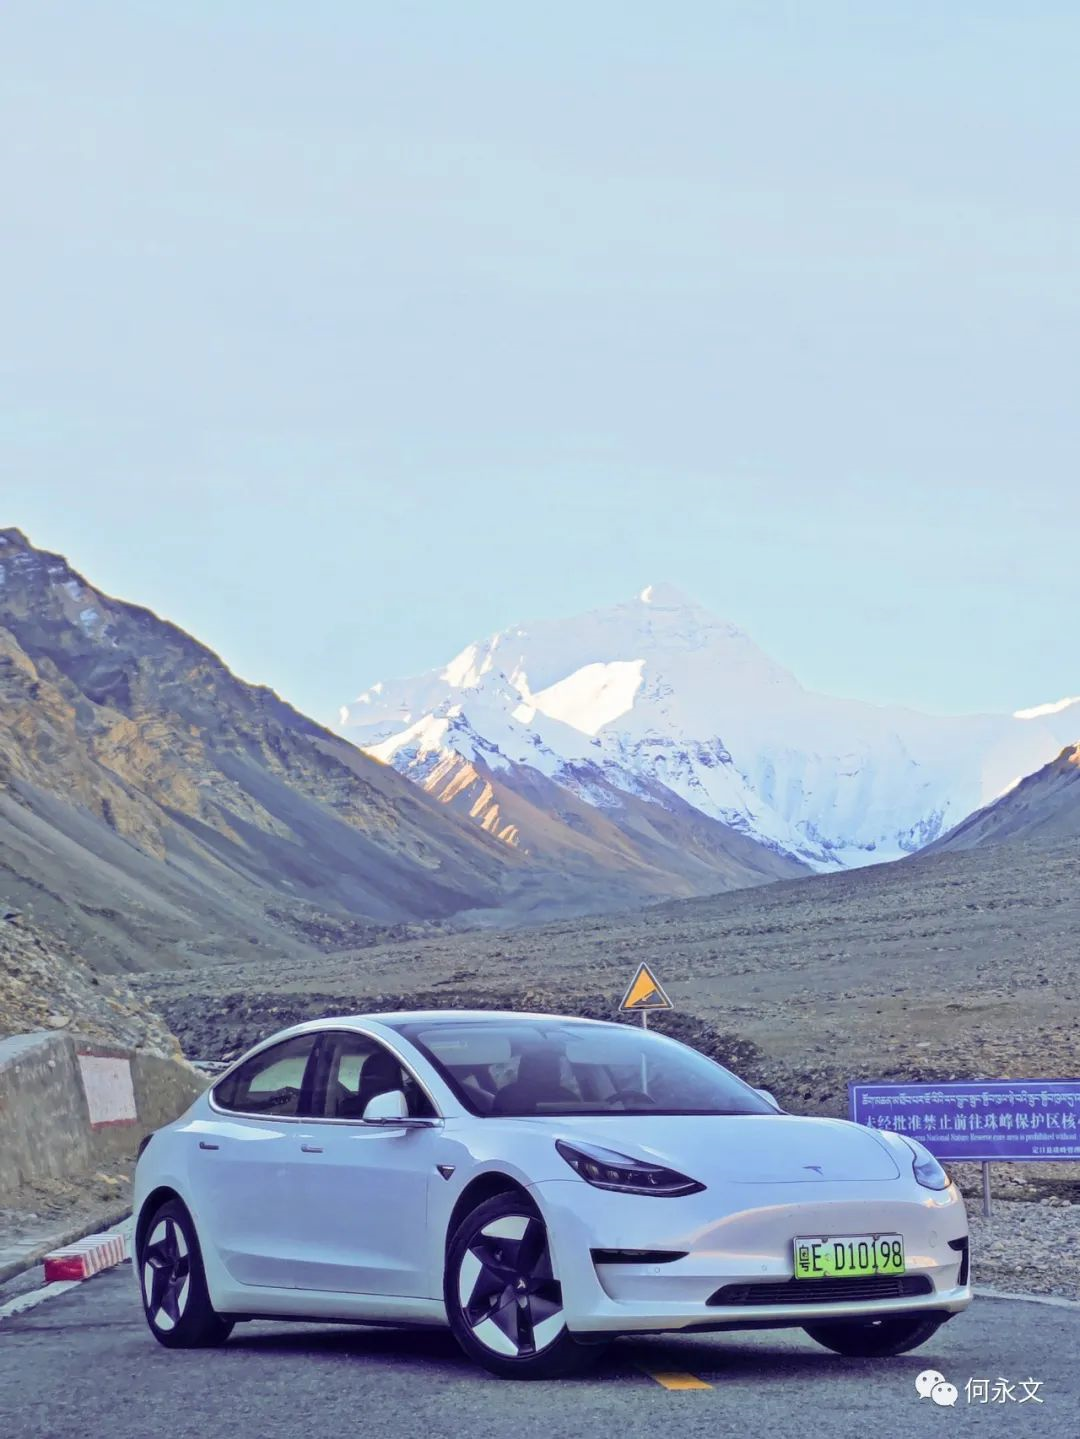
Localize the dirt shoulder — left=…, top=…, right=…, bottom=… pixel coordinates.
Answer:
left=0, top=1154, right=134, bottom=1285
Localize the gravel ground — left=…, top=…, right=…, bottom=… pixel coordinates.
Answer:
left=138, top=979, right=1080, bottom=1305
left=141, top=838, right=1080, bottom=1096
left=968, top=1198, right=1080, bottom=1300
left=0, top=1155, right=135, bottom=1283
left=129, top=835, right=1080, bottom=1302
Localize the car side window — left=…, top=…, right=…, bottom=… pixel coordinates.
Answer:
left=212, top=1035, right=319, bottom=1118
left=315, top=1032, right=435, bottom=1120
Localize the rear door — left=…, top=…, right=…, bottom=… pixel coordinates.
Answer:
left=194, top=1033, right=319, bottom=1289
left=289, top=1030, right=440, bottom=1297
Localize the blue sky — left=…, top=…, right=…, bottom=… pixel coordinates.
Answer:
left=3, top=3, right=1078, bottom=725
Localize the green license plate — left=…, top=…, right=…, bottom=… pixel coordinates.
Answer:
left=794, top=1233, right=905, bottom=1279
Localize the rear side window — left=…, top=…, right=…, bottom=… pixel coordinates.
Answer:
left=212, top=1035, right=318, bottom=1118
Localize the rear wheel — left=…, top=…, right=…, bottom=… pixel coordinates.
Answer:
left=804, top=1311, right=945, bottom=1357
left=445, top=1193, right=599, bottom=1378
left=139, top=1199, right=233, bottom=1349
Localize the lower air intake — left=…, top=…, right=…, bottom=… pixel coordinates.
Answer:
left=707, top=1274, right=934, bottom=1307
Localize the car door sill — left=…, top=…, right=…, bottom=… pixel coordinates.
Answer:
left=223, top=1311, right=451, bottom=1331
left=212, top=1283, right=446, bottom=1327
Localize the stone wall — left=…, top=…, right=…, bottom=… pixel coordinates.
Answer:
left=0, top=1030, right=205, bottom=1200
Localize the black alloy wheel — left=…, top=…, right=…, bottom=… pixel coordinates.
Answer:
left=139, top=1199, right=233, bottom=1348
left=446, top=1193, right=600, bottom=1378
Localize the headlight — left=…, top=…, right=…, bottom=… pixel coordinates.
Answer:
left=555, top=1139, right=705, bottom=1196
left=903, top=1137, right=950, bottom=1190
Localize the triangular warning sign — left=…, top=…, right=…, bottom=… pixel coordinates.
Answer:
left=620, top=961, right=673, bottom=1012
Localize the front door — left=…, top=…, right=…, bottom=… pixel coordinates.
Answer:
left=289, top=1030, right=439, bottom=1297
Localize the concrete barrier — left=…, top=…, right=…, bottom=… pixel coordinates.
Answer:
left=43, top=1230, right=127, bottom=1282
left=0, top=1031, right=206, bottom=1202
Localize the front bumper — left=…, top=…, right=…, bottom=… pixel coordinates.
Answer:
left=532, top=1177, right=972, bottom=1335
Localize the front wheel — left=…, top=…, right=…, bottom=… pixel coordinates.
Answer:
left=445, top=1193, right=600, bottom=1378
left=804, top=1311, right=945, bottom=1357
left=138, top=1199, right=233, bottom=1349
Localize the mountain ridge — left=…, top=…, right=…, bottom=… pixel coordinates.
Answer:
left=930, top=742, right=1080, bottom=851
left=0, top=526, right=516, bottom=969
left=0, top=533, right=802, bottom=972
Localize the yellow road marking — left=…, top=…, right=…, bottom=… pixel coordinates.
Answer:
left=639, top=1368, right=713, bottom=1391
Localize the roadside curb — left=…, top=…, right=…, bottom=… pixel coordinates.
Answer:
left=974, top=1284, right=1080, bottom=1311
left=0, top=1201, right=132, bottom=1287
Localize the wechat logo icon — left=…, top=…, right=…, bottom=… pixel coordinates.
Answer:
left=916, top=1370, right=958, bottom=1407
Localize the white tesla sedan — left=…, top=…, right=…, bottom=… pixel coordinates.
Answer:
left=133, top=1011, right=971, bottom=1377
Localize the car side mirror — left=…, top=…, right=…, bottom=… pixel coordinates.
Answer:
left=755, top=1087, right=782, bottom=1111
left=363, top=1089, right=409, bottom=1122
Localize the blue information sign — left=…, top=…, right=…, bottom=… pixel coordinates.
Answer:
left=849, top=1080, right=1080, bottom=1162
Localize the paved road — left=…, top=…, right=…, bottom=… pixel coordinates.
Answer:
left=1, top=1267, right=1076, bottom=1439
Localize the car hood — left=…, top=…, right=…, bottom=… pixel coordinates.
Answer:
left=542, top=1114, right=902, bottom=1184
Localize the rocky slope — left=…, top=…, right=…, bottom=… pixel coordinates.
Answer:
left=931, top=743, right=1080, bottom=850
left=0, top=528, right=522, bottom=971
left=142, top=817, right=1080, bottom=1295
left=136, top=789, right=1080, bottom=1302
left=339, top=584, right=1079, bottom=869
left=145, top=831, right=1080, bottom=1113
left=0, top=911, right=177, bottom=1053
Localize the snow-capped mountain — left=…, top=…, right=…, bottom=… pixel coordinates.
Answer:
left=338, top=584, right=1079, bottom=871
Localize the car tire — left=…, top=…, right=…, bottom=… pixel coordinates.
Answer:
left=445, top=1192, right=600, bottom=1379
left=138, top=1199, right=233, bottom=1349
left=803, top=1311, right=945, bottom=1357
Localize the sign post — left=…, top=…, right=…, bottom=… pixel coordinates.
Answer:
left=619, top=962, right=674, bottom=1029
left=849, top=1079, right=1080, bottom=1221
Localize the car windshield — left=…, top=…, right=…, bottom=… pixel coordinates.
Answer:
left=393, top=1018, right=776, bottom=1117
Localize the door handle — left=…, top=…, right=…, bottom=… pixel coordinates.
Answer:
left=300, top=1143, right=323, bottom=1154
left=198, top=1140, right=220, bottom=1151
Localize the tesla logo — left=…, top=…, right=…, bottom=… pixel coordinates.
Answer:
left=516, top=1278, right=527, bottom=1291
left=803, top=1164, right=823, bottom=1174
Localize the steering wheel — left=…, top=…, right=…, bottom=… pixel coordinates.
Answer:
left=607, top=1088, right=657, bottom=1108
